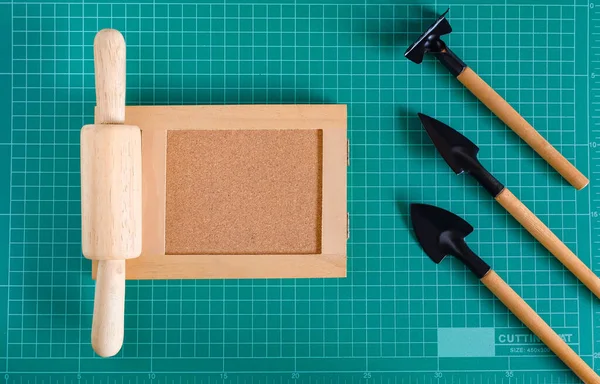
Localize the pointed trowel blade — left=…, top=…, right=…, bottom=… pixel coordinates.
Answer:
left=417, top=113, right=480, bottom=174
left=417, top=113, right=505, bottom=197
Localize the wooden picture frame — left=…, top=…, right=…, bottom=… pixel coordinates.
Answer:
left=92, top=104, right=348, bottom=280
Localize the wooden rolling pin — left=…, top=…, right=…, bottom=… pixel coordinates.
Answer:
left=80, top=29, right=142, bottom=357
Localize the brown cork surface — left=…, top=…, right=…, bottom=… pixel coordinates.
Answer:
left=165, top=129, right=323, bottom=255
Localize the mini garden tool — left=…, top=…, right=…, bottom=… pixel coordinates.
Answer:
left=417, top=113, right=600, bottom=300
left=410, top=203, right=600, bottom=384
left=405, top=9, right=588, bottom=190
left=80, top=29, right=142, bottom=357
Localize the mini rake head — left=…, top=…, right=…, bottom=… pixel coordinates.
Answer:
left=404, top=9, right=467, bottom=76
left=404, top=9, right=452, bottom=64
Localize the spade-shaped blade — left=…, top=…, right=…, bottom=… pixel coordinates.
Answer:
left=417, top=113, right=505, bottom=197
left=410, top=203, right=490, bottom=278
left=410, top=203, right=473, bottom=262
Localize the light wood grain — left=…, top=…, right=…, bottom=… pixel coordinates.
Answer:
left=82, top=28, right=141, bottom=357
left=91, top=259, right=125, bottom=357
left=123, top=254, right=345, bottom=280
left=322, top=125, right=348, bottom=256
left=124, top=104, right=347, bottom=131
left=93, top=29, right=126, bottom=124
left=140, top=127, right=166, bottom=257
left=80, top=124, right=142, bottom=260
left=92, top=104, right=348, bottom=280
left=457, top=67, right=588, bottom=190
left=496, top=188, right=600, bottom=299
left=482, top=270, right=600, bottom=383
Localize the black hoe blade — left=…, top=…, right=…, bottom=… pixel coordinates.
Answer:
left=404, top=9, right=466, bottom=76
left=404, top=9, right=452, bottom=64
left=417, top=113, right=505, bottom=197
left=410, top=203, right=490, bottom=278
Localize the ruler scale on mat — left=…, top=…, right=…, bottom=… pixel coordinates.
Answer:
left=2, top=0, right=600, bottom=382
left=591, top=1, right=600, bottom=371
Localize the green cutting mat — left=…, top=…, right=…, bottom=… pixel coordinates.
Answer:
left=1, top=0, right=599, bottom=382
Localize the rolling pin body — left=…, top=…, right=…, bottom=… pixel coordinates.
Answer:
left=80, top=124, right=142, bottom=260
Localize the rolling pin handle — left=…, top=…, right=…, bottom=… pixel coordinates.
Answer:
left=91, top=260, right=126, bottom=357
left=94, top=28, right=126, bottom=125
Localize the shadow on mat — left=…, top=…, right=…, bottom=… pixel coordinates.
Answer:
left=131, top=79, right=332, bottom=106
left=396, top=104, right=438, bottom=160
left=355, top=5, right=440, bottom=57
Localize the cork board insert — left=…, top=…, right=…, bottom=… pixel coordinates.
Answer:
left=165, top=129, right=323, bottom=255
left=92, top=104, right=348, bottom=280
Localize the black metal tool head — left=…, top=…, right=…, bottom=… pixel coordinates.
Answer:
left=417, top=113, right=478, bottom=174
left=404, top=9, right=452, bottom=64
left=404, top=9, right=466, bottom=76
left=410, top=203, right=473, bottom=263
left=417, top=113, right=505, bottom=197
left=410, top=203, right=490, bottom=278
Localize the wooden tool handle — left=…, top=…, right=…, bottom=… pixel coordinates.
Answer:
left=94, top=29, right=126, bottom=124
left=91, top=260, right=126, bottom=357
left=482, top=270, right=600, bottom=383
left=495, top=188, right=600, bottom=299
left=457, top=67, right=588, bottom=190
